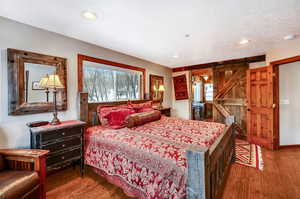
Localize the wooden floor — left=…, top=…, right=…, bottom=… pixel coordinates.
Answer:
left=47, top=148, right=300, bottom=199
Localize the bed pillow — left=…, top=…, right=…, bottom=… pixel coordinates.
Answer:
left=125, top=110, right=161, bottom=128
left=104, top=107, right=136, bottom=129
left=128, top=101, right=153, bottom=112
left=97, top=105, right=131, bottom=126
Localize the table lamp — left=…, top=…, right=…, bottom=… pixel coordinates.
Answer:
left=158, top=85, right=165, bottom=108
left=40, top=74, right=64, bottom=125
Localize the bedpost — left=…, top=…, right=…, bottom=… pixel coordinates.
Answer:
left=186, top=147, right=210, bottom=199
left=225, top=115, right=236, bottom=163
left=79, top=92, right=88, bottom=123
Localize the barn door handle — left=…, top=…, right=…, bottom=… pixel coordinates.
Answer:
left=272, top=104, right=276, bottom=109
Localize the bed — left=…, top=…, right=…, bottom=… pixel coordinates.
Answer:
left=79, top=93, right=235, bottom=199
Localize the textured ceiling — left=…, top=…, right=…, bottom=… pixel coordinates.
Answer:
left=1, top=0, right=300, bottom=68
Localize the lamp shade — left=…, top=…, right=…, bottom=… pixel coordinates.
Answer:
left=203, top=75, right=209, bottom=81
left=39, top=75, right=49, bottom=89
left=43, top=74, right=64, bottom=89
left=158, top=85, right=165, bottom=92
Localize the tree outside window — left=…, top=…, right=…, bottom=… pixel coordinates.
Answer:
left=84, top=65, right=141, bottom=102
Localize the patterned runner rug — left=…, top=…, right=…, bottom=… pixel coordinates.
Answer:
left=235, top=139, right=264, bottom=171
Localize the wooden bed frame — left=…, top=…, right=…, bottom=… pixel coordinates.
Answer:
left=78, top=92, right=235, bottom=199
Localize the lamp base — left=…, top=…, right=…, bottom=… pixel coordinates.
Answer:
left=50, top=117, right=61, bottom=125
left=50, top=88, right=61, bottom=125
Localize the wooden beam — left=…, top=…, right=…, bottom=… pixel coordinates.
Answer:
left=172, top=55, right=265, bottom=72
left=270, top=55, right=300, bottom=66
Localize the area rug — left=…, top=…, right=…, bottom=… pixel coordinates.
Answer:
left=235, top=139, right=264, bottom=171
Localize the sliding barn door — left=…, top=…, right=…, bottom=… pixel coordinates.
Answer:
left=247, top=66, right=276, bottom=150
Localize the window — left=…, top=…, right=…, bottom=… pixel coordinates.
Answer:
left=193, top=81, right=203, bottom=102
left=83, top=61, right=143, bottom=102
left=205, top=83, right=213, bottom=101
left=78, top=55, right=145, bottom=103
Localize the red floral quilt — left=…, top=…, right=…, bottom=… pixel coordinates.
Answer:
left=85, top=116, right=225, bottom=199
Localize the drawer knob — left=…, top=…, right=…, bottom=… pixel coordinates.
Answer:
left=62, top=132, right=65, bottom=136
left=61, top=156, right=65, bottom=160
left=62, top=144, right=65, bottom=147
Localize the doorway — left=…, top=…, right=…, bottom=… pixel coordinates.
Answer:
left=271, top=57, right=300, bottom=148
left=279, top=61, right=300, bottom=145
left=191, top=68, right=213, bottom=121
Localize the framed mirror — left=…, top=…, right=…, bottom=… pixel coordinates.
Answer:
left=149, top=74, right=164, bottom=102
left=7, top=49, right=67, bottom=115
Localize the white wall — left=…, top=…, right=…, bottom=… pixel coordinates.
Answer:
left=279, top=61, right=300, bottom=145
left=172, top=71, right=192, bottom=120
left=0, top=17, right=172, bottom=148
left=249, top=61, right=266, bottom=69
left=266, top=38, right=300, bottom=63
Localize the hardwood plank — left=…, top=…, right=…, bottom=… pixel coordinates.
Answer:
left=47, top=148, right=300, bottom=199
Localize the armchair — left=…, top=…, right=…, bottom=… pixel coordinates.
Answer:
left=0, top=149, right=49, bottom=199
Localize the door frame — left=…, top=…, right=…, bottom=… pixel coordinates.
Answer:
left=270, top=55, right=300, bottom=149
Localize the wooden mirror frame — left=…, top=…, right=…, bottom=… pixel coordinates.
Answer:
left=149, top=74, right=164, bottom=102
left=7, top=49, right=68, bottom=115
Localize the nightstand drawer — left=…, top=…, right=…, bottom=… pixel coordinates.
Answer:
left=42, top=137, right=81, bottom=152
left=47, top=147, right=81, bottom=166
left=153, top=107, right=171, bottom=117
left=41, top=127, right=81, bottom=142
left=160, top=109, right=171, bottom=116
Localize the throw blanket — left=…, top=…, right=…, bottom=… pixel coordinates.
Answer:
left=85, top=116, right=225, bottom=199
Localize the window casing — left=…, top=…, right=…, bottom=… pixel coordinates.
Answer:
left=78, top=54, right=145, bottom=103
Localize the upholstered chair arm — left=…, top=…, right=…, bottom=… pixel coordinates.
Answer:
left=0, top=149, right=49, bottom=158
left=0, top=149, right=49, bottom=171
left=0, top=149, right=49, bottom=199
left=0, top=149, right=48, bottom=171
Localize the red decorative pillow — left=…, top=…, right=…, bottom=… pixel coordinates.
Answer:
left=125, top=110, right=161, bottom=128
left=97, top=105, right=130, bottom=126
left=128, top=101, right=153, bottom=112
left=104, top=108, right=135, bottom=129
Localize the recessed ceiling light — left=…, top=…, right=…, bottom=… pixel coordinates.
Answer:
left=173, top=54, right=179, bottom=58
left=81, top=11, right=97, bottom=20
left=283, top=34, right=296, bottom=40
left=185, top=34, right=190, bottom=38
left=239, top=39, right=250, bottom=45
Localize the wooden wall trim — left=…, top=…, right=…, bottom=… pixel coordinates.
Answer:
left=77, top=54, right=146, bottom=98
left=279, top=144, right=300, bottom=149
left=270, top=55, right=300, bottom=66
left=172, top=55, right=265, bottom=72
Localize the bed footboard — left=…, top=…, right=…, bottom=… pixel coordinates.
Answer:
left=187, top=117, right=235, bottom=199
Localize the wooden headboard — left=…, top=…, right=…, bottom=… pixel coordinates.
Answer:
left=78, top=92, right=150, bottom=126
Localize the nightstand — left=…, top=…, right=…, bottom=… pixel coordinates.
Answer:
left=153, top=107, right=171, bottom=117
left=29, top=120, right=86, bottom=176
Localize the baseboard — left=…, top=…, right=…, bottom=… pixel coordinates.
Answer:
left=279, top=144, right=300, bottom=149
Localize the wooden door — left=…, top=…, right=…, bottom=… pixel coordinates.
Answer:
left=247, top=66, right=276, bottom=150
left=213, top=64, right=248, bottom=138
